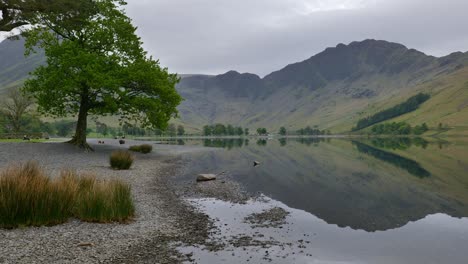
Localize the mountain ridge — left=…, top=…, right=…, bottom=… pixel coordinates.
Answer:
left=1, top=38, right=468, bottom=134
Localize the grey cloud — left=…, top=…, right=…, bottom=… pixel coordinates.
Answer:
left=124, top=0, right=468, bottom=76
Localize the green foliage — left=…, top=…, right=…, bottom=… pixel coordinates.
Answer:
left=95, top=122, right=108, bottom=136
left=354, top=93, right=430, bottom=131
left=413, top=123, right=429, bottom=135
left=279, top=127, right=287, bottom=135
left=0, top=162, right=134, bottom=229
left=0, top=0, right=96, bottom=32
left=129, top=144, right=153, bottom=154
left=371, top=122, right=411, bottom=135
left=53, top=120, right=76, bottom=137
left=257, top=128, right=268, bottom=135
left=22, top=0, right=182, bottom=147
left=296, top=126, right=326, bottom=135
left=177, top=125, right=185, bottom=136
left=203, top=124, right=245, bottom=136
left=109, top=150, right=134, bottom=170
left=370, top=122, right=429, bottom=135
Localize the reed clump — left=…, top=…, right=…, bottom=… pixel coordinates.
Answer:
left=0, top=162, right=135, bottom=229
left=129, top=144, right=153, bottom=154
left=110, top=150, right=134, bottom=170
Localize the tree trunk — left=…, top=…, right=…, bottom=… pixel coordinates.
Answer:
left=68, top=92, right=92, bottom=151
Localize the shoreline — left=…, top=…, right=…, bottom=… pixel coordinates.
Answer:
left=0, top=139, right=259, bottom=263
left=0, top=141, right=205, bottom=263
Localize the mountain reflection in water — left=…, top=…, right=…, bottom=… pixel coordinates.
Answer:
left=169, top=137, right=468, bottom=232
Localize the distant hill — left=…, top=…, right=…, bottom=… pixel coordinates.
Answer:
left=0, top=38, right=44, bottom=94
left=2, top=38, right=468, bottom=134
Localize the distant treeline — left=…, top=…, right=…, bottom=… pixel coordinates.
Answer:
left=371, top=122, right=428, bottom=135
left=353, top=93, right=430, bottom=131
left=296, top=126, right=331, bottom=136
left=203, top=124, right=248, bottom=136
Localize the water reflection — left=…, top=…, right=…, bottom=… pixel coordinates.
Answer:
left=367, top=137, right=429, bottom=150
left=353, top=141, right=431, bottom=178
left=203, top=138, right=245, bottom=149
left=256, top=139, right=267, bottom=146
left=178, top=137, right=468, bottom=232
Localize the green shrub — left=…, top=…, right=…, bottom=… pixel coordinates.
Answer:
left=0, top=163, right=134, bottom=229
left=139, top=144, right=153, bottom=154
left=129, top=144, right=153, bottom=154
left=110, top=150, right=134, bottom=170
left=129, top=145, right=141, bottom=152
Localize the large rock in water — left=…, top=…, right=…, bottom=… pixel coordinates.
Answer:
left=196, top=174, right=217, bottom=182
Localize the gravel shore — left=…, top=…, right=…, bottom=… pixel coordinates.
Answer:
left=0, top=140, right=214, bottom=264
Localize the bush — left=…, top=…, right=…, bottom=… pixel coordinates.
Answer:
left=139, top=144, right=153, bottom=154
left=0, top=162, right=135, bottom=229
left=129, top=144, right=153, bottom=154
left=110, top=150, right=134, bottom=170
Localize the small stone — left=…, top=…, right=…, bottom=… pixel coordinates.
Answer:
left=196, top=174, right=217, bottom=182
left=77, top=242, right=94, bottom=247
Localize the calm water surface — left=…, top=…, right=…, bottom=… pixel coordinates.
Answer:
left=165, top=137, right=468, bottom=263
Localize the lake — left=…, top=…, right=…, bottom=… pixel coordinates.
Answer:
left=166, top=137, right=468, bottom=263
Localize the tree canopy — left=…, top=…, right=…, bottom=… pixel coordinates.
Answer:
left=0, top=0, right=95, bottom=32
left=23, top=0, right=182, bottom=149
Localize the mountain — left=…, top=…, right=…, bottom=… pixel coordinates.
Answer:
left=2, top=38, right=468, bottom=134
left=0, top=38, right=44, bottom=94
left=177, top=40, right=468, bottom=134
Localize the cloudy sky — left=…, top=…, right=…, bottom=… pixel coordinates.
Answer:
left=1, top=0, right=466, bottom=76
left=123, top=0, right=468, bottom=76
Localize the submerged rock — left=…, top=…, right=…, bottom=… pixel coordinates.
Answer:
left=196, top=174, right=217, bottom=182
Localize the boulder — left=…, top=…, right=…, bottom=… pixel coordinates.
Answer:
left=253, top=161, right=261, bottom=166
left=196, top=174, right=217, bottom=182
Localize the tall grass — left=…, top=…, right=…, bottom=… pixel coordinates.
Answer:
left=74, top=175, right=134, bottom=223
left=129, top=144, right=153, bottom=154
left=0, top=162, right=135, bottom=229
left=110, top=150, right=134, bottom=170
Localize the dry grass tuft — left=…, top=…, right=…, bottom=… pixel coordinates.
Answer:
left=0, top=162, right=135, bottom=229
left=110, top=150, right=134, bottom=170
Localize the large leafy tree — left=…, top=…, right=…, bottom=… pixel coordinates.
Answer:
left=0, top=0, right=93, bottom=32
left=23, top=0, right=182, bottom=149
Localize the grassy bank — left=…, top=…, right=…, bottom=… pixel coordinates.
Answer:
left=0, top=162, right=134, bottom=229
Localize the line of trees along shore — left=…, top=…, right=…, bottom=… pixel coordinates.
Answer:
left=203, top=124, right=248, bottom=136
left=353, top=93, right=430, bottom=131
left=370, top=122, right=429, bottom=135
